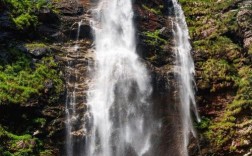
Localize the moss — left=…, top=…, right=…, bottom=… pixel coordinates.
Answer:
left=39, top=150, right=54, bottom=156
left=142, top=4, right=162, bottom=15
left=200, top=58, right=237, bottom=92
left=194, top=36, right=241, bottom=61
left=13, top=13, right=38, bottom=30
left=143, top=30, right=167, bottom=47
left=181, top=0, right=252, bottom=154
left=201, top=66, right=252, bottom=150
left=0, top=124, right=56, bottom=156
left=0, top=126, right=36, bottom=156
left=25, top=43, right=47, bottom=50
left=33, top=118, right=46, bottom=128
left=4, top=0, right=52, bottom=30
left=0, top=46, right=63, bottom=105
left=196, top=117, right=210, bottom=130
left=248, top=44, right=252, bottom=56
left=205, top=121, right=236, bottom=148
left=180, top=0, right=239, bottom=42
left=142, top=30, right=168, bottom=65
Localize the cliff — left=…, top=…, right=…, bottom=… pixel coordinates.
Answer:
left=0, top=0, right=251, bottom=155
left=180, top=0, right=252, bottom=155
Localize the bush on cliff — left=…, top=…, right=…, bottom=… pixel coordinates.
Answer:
left=3, top=0, right=51, bottom=29
left=0, top=46, right=63, bottom=105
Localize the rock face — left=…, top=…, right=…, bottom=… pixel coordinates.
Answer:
left=0, top=0, right=252, bottom=155
left=53, top=0, right=191, bottom=155
left=180, top=0, right=252, bottom=155
left=56, top=39, right=93, bottom=155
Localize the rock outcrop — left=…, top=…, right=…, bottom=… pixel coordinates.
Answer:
left=0, top=0, right=251, bottom=155
left=180, top=0, right=252, bottom=155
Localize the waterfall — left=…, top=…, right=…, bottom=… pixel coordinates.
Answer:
left=65, top=20, right=83, bottom=156
left=171, top=0, right=200, bottom=155
left=85, top=0, right=153, bottom=156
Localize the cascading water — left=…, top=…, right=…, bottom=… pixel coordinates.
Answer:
left=85, top=0, right=153, bottom=155
left=171, top=0, right=200, bottom=155
left=65, top=20, right=83, bottom=156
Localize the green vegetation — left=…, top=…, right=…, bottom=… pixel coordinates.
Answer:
left=0, top=125, right=51, bottom=156
left=39, top=150, right=54, bottom=156
left=142, top=30, right=168, bottom=65
left=0, top=46, right=63, bottom=105
left=179, top=0, right=239, bottom=41
left=0, top=45, right=63, bottom=155
left=0, top=1, right=63, bottom=155
left=200, top=59, right=237, bottom=92
left=180, top=0, right=252, bottom=154
left=33, top=118, right=46, bottom=128
left=142, top=4, right=162, bottom=15
left=143, top=30, right=167, bottom=47
left=3, top=0, right=52, bottom=29
left=205, top=66, right=252, bottom=148
left=25, top=43, right=47, bottom=50
left=194, top=36, right=241, bottom=60
left=196, top=117, right=210, bottom=130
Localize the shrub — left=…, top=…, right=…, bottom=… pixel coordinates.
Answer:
left=3, top=0, right=51, bottom=29
left=0, top=47, right=63, bottom=105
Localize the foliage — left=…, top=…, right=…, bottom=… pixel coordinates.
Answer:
left=3, top=0, right=51, bottom=29
left=39, top=150, right=54, bottom=156
left=199, top=58, right=237, bottom=92
left=0, top=46, right=63, bottom=105
left=33, top=118, right=46, bottom=128
left=142, top=4, right=162, bottom=15
left=0, top=125, right=51, bottom=156
left=180, top=0, right=252, bottom=154
left=196, top=117, right=210, bottom=130
left=194, top=36, right=241, bottom=60
left=200, top=57, right=252, bottom=153
left=25, top=43, right=47, bottom=50
left=0, top=44, right=63, bottom=155
left=0, top=125, right=33, bottom=156
left=143, top=30, right=167, bottom=47
left=142, top=30, right=168, bottom=65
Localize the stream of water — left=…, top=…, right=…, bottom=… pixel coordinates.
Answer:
left=64, top=0, right=199, bottom=155
left=172, top=0, right=200, bottom=155
left=85, top=0, right=153, bottom=156
left=65, top=20, right=83, bottom=156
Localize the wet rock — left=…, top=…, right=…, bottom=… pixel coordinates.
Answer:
left=15, top=139, right=36, bottom=150
left=42, top=106, right=64, bottom=118
left=44, top=79, right=54, bottom=93
left=0, top=12, right=14, bottom=30
left=0, top=31, right=12, bottom=43
left=38, top=8, right=59, bottom=24
left=159, top=27, right=173, bottom=40
left=47, top=117, right=65, bottom=136
left=71, top=129, right=85, bottom=137
left=237, top=3, right=252, bottom=48
left=27, top=47, right=51, bottom=58
left=56, top=1, right=84, bottom=16
left=33, top=130, right=40, bottom=136
left=68, top=22, right=93, bottom=40
left=0, top=12, right=15, bottom=42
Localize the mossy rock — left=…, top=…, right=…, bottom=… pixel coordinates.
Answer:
left=0, top=46, right=63, bottom=105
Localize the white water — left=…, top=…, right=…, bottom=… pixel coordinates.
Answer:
left=86, top=0, right=153, bottom=156
left=171, top=0, right=200, bottom=155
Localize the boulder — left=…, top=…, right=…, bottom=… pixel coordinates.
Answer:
left=38, top=7, right=59, bottom=24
